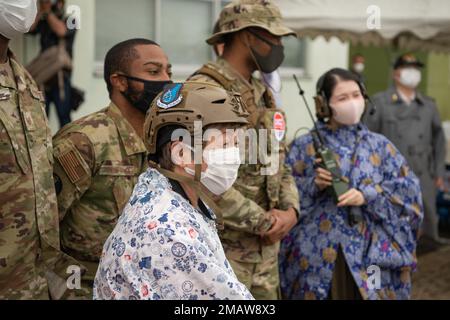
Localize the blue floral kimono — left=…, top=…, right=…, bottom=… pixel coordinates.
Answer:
left=279, top=121, right=423, bottom=300
left=93, top=168, right=253, bottom=300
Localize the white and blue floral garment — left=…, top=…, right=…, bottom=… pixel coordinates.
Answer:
left=280, top=122, right=423, bottom=300
left=93, top=168, right=254, bottom=300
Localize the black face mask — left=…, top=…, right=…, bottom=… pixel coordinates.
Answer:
left=248, top=30, right=285, bottom=73
left=120, top=75, right=172, bottom=113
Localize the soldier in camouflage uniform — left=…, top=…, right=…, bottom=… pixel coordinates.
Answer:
left=0, top=1, right=81, bottom=300
left=53, top=39, right=172, bottom=299
left=188, top=0, right=300, bottom=299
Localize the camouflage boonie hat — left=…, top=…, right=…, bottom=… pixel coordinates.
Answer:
left=207, top=0, right=296, bottom=45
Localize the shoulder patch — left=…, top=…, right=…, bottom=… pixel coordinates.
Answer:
left=157, top=83, right=183, bottom=109
left=56, top=145, right=90, bottom=185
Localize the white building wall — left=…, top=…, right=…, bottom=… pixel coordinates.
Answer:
left=281, top=37, right=349, bottom=142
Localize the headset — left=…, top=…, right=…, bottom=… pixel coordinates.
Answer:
left=314, top=70, right=376, bottom=121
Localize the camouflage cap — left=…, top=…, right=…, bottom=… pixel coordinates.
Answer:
left=144, top=81, right=249, bottom=155
left=207, top=0, right=296, bottom=45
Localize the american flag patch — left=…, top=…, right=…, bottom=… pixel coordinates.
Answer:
left=57, top=150, right=89, bottom=184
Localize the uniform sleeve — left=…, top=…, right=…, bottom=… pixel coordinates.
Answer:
left=216, top=186, right=273, bottom=234
left=430, top=101, right=447, bottom=178
left=285, top=135, right=322, bottom=220
left=52, top=132, right=95, bottom=221
left=358, top=139, right=424, bottom=233
left=278, top=160, right=300, bottom=214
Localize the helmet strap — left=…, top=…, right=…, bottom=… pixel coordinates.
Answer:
left=157, top=166, right=224, bottom=230
left=241, top=31, right=264, bottom=75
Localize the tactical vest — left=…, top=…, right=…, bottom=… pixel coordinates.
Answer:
left=194, top=63, right=277, bottom=128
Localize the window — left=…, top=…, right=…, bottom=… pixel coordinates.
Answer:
left=160, top=0, right=214, bottom=68
left=94, top=0, right=305, bottom=76
left=95, top=0, right=155, bottom=62
left=281, top=36, right=306, bottom=72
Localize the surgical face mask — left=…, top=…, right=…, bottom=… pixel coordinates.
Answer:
left=330, top=98, right=365, bottom=126
left=185, top=147, right=241, bottom=196
left=0, top=0, right=38, bottom=40
left=353, top=62, right=365, bottom=74
left=248, top=30, right=285, bottom=74
left=121, top=75, right=172, bottom=114
left=399, top=68, right=421, bottom=89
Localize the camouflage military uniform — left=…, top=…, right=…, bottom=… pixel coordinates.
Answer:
left=189, top=57, right=299, bottom=299
left=188, top=0, right=300, bottom=300
left=53, top=102, right=147, bottom=299
left=0, top=51, right=78, bottom=300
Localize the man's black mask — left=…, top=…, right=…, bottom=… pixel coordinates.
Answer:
left=120, top=75, right=172, bottom=114
left=248, top=29, right=285, bottom=74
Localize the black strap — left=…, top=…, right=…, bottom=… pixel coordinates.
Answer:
left=168, top=178, right=213, bottom=220
left=151, top=153, right=224, bottom=231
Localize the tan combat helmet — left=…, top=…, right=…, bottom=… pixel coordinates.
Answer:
left=144, top=82, right=248, bottom=227
left=144, top=81, right=249, bottom=156
left=207, top=0, right=296, bottom=45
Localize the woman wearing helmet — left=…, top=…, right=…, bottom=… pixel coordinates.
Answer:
left=93, top=82, right=253, bottom=300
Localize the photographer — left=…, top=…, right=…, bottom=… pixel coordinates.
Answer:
left=29, top=0, right=76, bottom=128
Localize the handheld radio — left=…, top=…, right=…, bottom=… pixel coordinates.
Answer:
left=293, top=75, right=362, bottom=226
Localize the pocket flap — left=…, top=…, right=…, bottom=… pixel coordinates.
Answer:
left=0, top=107, right=29, bottom=174
left=98, top=161, right=139, bottom=176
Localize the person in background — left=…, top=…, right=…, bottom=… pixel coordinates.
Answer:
left=350, top=53, right=366, bottom=85
left=280, top=68, right=423, bottom=300
left=29, top=0, right=76, bottom=128
left=363, top=53, right=448, bottom=245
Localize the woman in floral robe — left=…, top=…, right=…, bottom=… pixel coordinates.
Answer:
left=280, top=68, right=423, bottom=300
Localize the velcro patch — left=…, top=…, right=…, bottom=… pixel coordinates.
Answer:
left=57, top=149, right=89, bottom=185
left=157, top=83, right=183, bottom=109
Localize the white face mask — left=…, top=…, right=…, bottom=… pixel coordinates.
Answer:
left=399, top=68, right=421, bottom=89
left=353, top=62, right=365, bottom=73
left=0, top=0, right=37, bottom=40
left=262, top=70, right=282, bottom=108
left=185, top=147, right=241, bottom=196
left=330, top=99, right=365, bottom=126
